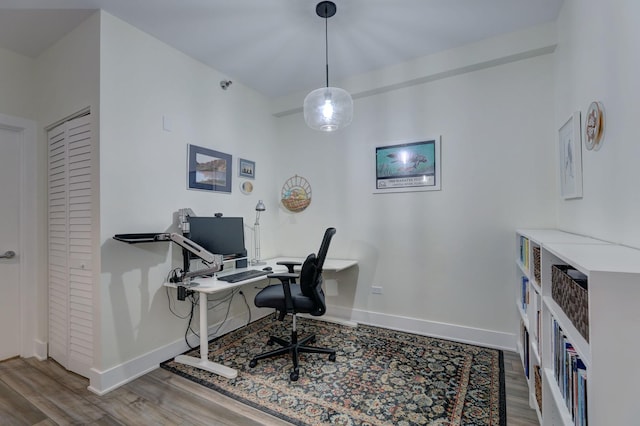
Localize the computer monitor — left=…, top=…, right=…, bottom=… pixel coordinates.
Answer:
left=187, top=216, right=247, bottom=261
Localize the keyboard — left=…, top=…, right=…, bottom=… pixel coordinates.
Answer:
left=217, top=269, right=271, bottom=283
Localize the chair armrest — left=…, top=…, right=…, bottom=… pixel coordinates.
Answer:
left=269, top=273, right=299, bottom=315
left=268, top=272, right=299, bottom=280
left=276, top=261, right=302, bottom=273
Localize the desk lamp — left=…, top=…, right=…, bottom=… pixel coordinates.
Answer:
left=252, top=200, right=266, bottom=265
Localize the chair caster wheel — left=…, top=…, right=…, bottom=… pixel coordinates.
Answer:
left=290, top=370, right=299, bottom=381
left=329, top=353, right=336, bottom=362
left=249, top=359, right=257, bottom=368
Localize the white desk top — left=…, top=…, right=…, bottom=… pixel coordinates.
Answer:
left=167, top=257, right=358, bottom=294
left=271, top=257, right=358, bottom=272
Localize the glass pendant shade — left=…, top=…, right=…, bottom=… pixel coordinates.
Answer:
left=303, top=86, right=353, bottom=132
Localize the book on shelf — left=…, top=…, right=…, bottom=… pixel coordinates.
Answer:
left=536, top=306, right=541, bottom=349
left=553, top=319, right=588, bottom=426
left=521, top=276, right=529, bottom=312
left=521, top=322, right=530, bottom=378
left=519, top=236, right=530, bottom=269
left=577, top=370, right=587, bottom=425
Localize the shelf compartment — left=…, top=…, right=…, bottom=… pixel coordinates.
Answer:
left=544, top=296, right=590, bottom=367
left=552, top=319, right=588, bottom=426
left=551, top=264, right=589, bottom=342
left=519, top=235, right=531, bottom=272
left=543, top=367, right=574, bottom=426
left=533, top=245, right=541, bottom=284
left=534, top=364, right=543, bottom=415
left=519, top=275, right=530, bottom=314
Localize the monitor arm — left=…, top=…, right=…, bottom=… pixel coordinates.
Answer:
left=169, top=234, right=223, bottom=297
left=171, top=232, right=223, bottom=282
left=170, top=233, right=221, bottom=266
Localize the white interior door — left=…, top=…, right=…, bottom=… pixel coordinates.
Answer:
left=0, top=125, right=21, bottom=361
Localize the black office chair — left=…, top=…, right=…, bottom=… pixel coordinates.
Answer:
left=249, top=227, right=337, bottom=381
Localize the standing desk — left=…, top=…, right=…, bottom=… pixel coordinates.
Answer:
left=164, top=257, right=357, bottom=379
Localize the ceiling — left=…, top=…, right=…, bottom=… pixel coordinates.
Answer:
left=0, top=0, right=564, bottom=99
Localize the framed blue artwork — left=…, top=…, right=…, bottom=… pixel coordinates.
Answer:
left=239, top=158, right=255, bottom=179
left=187, top=144, right=232, bottom=193
left=374, top=137, right=441, bottom=193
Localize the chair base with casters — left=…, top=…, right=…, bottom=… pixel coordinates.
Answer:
left=249, top=314, right=336, bottom=381
left=249, top=227, right=338, bottom=381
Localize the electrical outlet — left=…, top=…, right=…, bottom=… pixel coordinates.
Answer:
left=162, top=115, right=172, bottom=132
left=371, top=286, right=383, bottom=294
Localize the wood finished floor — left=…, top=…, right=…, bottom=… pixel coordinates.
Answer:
left=1, top=350, right=539, bottom=425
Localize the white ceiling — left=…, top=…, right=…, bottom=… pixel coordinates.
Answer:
left=0, top=0, right=564, bottom=99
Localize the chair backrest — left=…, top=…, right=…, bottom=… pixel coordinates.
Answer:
left=299, top=227, right=336, bottom=316
left=315, top=227, right=336, bottom=273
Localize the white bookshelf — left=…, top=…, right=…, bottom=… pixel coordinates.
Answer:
left=515, top=229, right=640, bottom=426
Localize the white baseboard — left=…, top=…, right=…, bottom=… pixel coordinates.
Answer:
left=328, top=305, right=517, bottom=352
left=87, top=308, right=271, bottom=395
left=23, top=339, right=47, bottom=360
left=32, top=339, right=48, bottom=361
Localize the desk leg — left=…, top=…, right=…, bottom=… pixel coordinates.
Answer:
left=174, top=293, right=238, bottom=379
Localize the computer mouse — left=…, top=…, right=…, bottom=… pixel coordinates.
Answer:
left=262, top=266, right=272, bottom=271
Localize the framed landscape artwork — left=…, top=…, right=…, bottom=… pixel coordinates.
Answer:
left=187, top=144, right=232, bottom=193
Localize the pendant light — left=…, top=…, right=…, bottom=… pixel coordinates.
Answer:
left=303, top=1, right=353, bottom=132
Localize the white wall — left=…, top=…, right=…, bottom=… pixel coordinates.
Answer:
left=98, top=12, right=279, bottom=374
left=0, top=47, right=36, bottom=120
left=555, top=0, right=640, bottom=248
left=35, top=13, right=101, bottom=129
left=275, top=51, right=556, bottom=341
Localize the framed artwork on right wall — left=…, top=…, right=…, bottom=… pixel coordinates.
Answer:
left=558, top=111, right=583, bottom=200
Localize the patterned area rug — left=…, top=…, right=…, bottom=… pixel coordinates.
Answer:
left=161, top=316, right=505, bottom=426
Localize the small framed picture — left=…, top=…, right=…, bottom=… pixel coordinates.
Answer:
left=558, top=112, right=583, bottom=199
left=374, top=137, right=441, bottom=194
left=187, top=144, right=232, bottom=193
left=239, top=158, right=255, bottom=179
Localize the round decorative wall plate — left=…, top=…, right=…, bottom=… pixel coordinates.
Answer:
left=584, top=101, right=604, bottom=151
left=281, top=175, right=312, bottom=212
left=240, top=181, right=254, bottom=194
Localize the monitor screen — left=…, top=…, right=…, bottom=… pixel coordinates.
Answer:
left=187, top=216, right=246, bottom=260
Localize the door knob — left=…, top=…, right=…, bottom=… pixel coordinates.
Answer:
left=0, top=250, right=16, bottom=259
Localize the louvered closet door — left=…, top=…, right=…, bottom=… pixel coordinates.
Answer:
left=47, top=114, right=93, bottom=378
left=48, top=122, right=68, bottom=366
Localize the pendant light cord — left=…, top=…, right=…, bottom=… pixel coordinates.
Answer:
left=324, top=4, right=329, bottom=88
